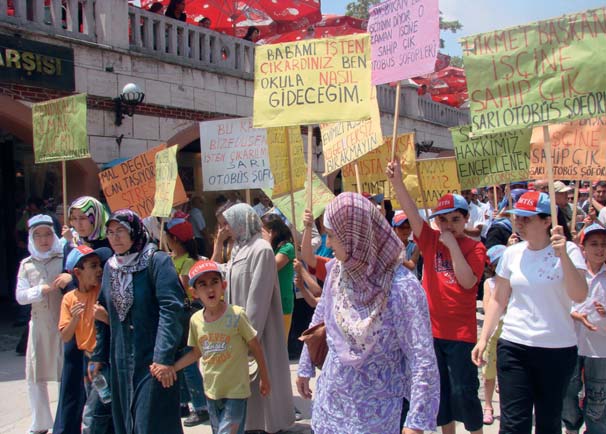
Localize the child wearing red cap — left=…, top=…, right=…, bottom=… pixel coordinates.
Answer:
left=163, top=214, right=209, bottom=426
left=152, top=260, right=270, bottom=434
left=387, top=160, right=486, bottom=434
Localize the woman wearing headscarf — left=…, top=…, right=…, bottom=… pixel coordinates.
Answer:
left=219, top=203, right=296, bottom=433
left=53, top=196, right=111, bottom=434
left=296, top=193, right=439, bottom=434
left=89, top=209, right=186, bottom=434
left=16, top=214, right=64, bottom=434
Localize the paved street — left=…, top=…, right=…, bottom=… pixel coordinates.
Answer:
left=0, top=305, right=572, bottom=434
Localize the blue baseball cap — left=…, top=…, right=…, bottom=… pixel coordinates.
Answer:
left=428, top=193, right=469, bottom=219
left=65, top=245, right=112, bottom=273
left=486, top=245, right=506, bottom=265
left=581, top=223, right=606, bottom=244
left=506, top=191, right=550, bottom=217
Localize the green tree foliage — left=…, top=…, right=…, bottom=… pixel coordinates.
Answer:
left=345, top=1, right=462, bottom=48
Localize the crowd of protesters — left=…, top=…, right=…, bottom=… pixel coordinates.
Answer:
left=14, top=161, right=606, bottom=434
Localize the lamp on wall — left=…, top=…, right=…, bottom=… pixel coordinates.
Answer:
left=114, top=83, right=145, bottom=126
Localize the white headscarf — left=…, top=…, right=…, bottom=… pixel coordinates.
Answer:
left=222, top=203, right=262, bottom=259
left=27, top=214, right=63, bottom=261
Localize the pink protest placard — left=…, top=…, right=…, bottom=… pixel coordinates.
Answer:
left=368, top=0, right=439, bottom=85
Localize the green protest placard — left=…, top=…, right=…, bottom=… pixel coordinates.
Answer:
left=264, top=174, right=335, bottom=233
left=461, top=8, right=606, bottom=135
left=33, top=93, right=89, bottom=163
left=151, top=146, right=179, bottom=218
left=452, top=125, right=531, bottom=189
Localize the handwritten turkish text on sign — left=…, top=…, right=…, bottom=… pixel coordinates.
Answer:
left=253, top=34, right=372, bottom=128
left=461, top=8, right=606, bottom=135
left=417, top=158, right=461, bottom=208
left=33, top=93, right=89, bottom=163
left=267, top=127, right=306, bottom=198
left=341, top=133, right=415, bottom=207
left=368, top=0, right=440, bottom=84
left=529, top=116, right=606, bottom=180
left=200, top=118, right=273, bottom=191
left=320, top=86, right=383, bottom=175
left=452, top=125, right=531, bottom=189
left=98, top=144, right=187, bottom=219
left=151, top=146, right=179, bottom=218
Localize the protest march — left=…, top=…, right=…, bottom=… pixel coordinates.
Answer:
left=4, top=1, right=606, bottom=434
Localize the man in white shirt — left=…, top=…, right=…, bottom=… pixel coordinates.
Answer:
left=462, top=189, right=486, bottom=241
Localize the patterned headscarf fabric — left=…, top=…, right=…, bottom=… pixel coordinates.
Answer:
left=324, top=192, right=403, bottom=367
left=68, top=196, right=109, bottom=242
left=27, top=215, right=63, bottom=261
left=105, top=209, right=156, bottom=321
left=222, top=203, right=262, bottom=259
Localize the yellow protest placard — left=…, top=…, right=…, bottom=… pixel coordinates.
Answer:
left=320, top=86, right=383, bottom=175
left=253, top=34, right=372, bottom=128
left=417, top=158, right=462, bottom=208
left=267, top=126, right=306, bottom=198
left=151, top=146, right=179, bottom=218
left=341, top=133, right=417, bottom=207
left=529, top=117, right=606, bottom=180
left=98, top=144, right=187, bottom=219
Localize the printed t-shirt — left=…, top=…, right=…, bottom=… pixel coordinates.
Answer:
left=415, top=221, right=486, bottom=343
left=574, top=265, right=606, bottom=358
left=188, top=304, right=257, bottom=400
left=58, top=288, right=100, bottom=353
left=497, top=240, right=586, bottom=348
left=276, top=242, right=295, bottom=315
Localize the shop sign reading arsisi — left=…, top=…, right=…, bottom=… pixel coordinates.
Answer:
left=0, top=34, right=75, bottom=91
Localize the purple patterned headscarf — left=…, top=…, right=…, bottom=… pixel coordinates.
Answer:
left=324, top=192, right=403, bottom=367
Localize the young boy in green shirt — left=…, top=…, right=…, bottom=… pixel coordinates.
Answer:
left=151, top=260, right=270, bottom=434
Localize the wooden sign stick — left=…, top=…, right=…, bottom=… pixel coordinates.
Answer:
left=493, top=185, right=499, bottom=212
left=62, top=161, right=68, bottom=222
left=286, top=129, right=300, bottom=254
left=354, top=161, right=362, bottom=195
left=245, top=189, right=251, bottom=205
left=542, top=125, right=558, bottom=230
left=307, top=127, right=313, bottom=211
left=570, top=180, right=580, bottom=233
left=390, top=82, right=401, bottom=162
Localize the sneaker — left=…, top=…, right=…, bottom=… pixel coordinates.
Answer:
left=183, top=410, right=209, bottom=427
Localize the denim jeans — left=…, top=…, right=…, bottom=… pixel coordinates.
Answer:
left=562, top=355, right=606, bottom=433
left=82, top=363, right=114, bottom=434
left=178, top=346, right=207, bottom=411
left=207, top=398, right=247, bottom=434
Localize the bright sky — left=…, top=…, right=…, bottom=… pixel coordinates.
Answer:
left=322, top=0, right=606, bottom=56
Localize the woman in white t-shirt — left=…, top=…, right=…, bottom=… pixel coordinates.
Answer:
left=472, top=191, right=588, bottom=434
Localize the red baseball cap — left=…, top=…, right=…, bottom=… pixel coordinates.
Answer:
left=391, top=212, right=409, bottom=227
left=188, top=260, right=223, bottom=286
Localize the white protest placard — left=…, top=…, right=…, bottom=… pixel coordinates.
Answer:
left=199, top=118, right=274, bottom=191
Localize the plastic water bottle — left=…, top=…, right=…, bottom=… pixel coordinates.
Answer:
left=90, top=367, right=112, bottom=404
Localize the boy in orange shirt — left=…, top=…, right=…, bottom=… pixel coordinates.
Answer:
left=59, top=245, right=112, bottom=434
